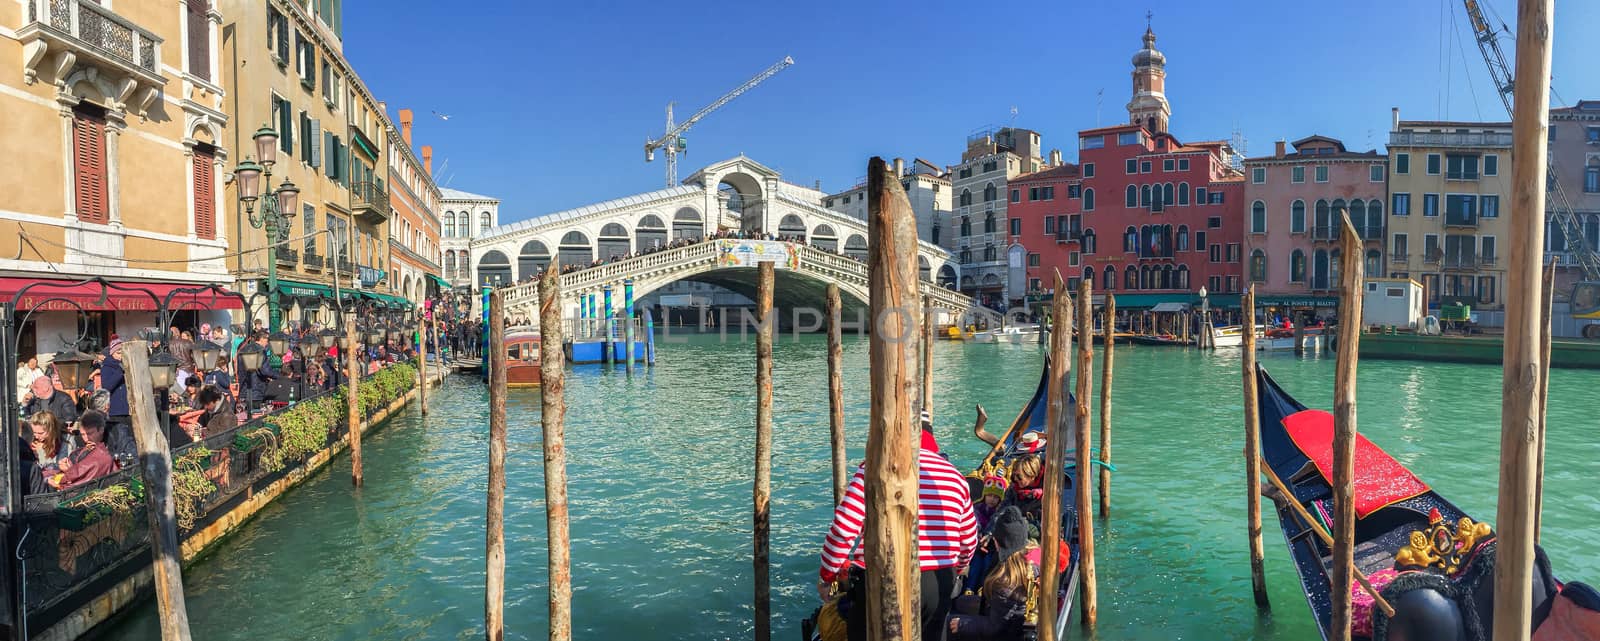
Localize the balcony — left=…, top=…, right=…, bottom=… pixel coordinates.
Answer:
left=1479, top=255, right=1498, bottom=267
left=1443, top=254, right=1478, bottom=271
left=1389, top=131, right=1512, bottom=149
left=1310, top=226, right=1339, bottom=242
left=352, top=180, right=390, bottom=224
left=1423, top=251, right=1444, bottom=266
left=275, top=248, right=298, bottom=266
left=1390, top=253, right=1410, bottom=263
left=303, top=252, right=323, bottom=270
left=17, top=0, right=165, bottom=115
left=1444, top=213, right=1479, bottom=228
left=337, top=258, right=355, bottom=275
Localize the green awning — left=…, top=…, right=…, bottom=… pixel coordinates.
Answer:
left=277, top=280, right=334, bottom=299
left=1256, top=295, right=1340, bottom=308
left=359, top=291, right=415, bottom=309
left=426, top=274, right=451, bottom=290
left=1100, top=292, right=1243, bottom=310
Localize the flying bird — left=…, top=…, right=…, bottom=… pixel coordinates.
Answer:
left=432, top=111, right=451, bottom=121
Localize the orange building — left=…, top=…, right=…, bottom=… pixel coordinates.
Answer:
left=385, top=108, right=443, bottom=307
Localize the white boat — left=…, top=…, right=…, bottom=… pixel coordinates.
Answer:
left=973, top=324, right=1042, bottom=344
left=1209, top=325, right=1246, bottom=348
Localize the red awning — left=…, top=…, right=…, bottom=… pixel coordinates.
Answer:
left=0, top=278, right=243, bottom=312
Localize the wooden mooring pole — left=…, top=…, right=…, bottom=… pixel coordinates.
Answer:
left=485, top=289, right=508, bottom=641
left=1241, top=285, right=1269, bottom=608
left=1038, top=274, right=1071, bottom=641
left=827, top=284, right=847, bottom=506
left=1535, top=257, right=1555, bottom=542
left=1496, top=2, right=1553, bottom=637
left=1330, top=212, right=1366, bottom=641
left=1074, top=278, right=1098, bottom=630
left=121, top=341, right=194, bottom=641
left=419, top=315, right=429, bottom=415
left=346, top=312, right=362, bottom=487
left=922, top=301, right=933, bottom=417
left=754, top=261, right=775, bottom=641
left=863, top=157, right=921, bottom=641
left=1098, top=293, right=1115, bottom=518
left=540, top=267, right=573, bottom=641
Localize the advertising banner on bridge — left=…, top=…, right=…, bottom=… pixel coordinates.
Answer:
left=715, top=240, right=800, bottom=270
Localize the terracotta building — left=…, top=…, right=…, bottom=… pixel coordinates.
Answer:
left=385, top=108, right=443, bottom=307
left=1006, top=165, right=1084, bottom=295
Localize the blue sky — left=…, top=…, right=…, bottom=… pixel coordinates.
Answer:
left=344, top=0, right=1597, bottom=225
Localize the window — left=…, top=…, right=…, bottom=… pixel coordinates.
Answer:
left=71, top=104, right=109, bottom=224
left=1123, top=226, right=1138, bottom=252
left=1587, top=167, right=1600, bottom=193
left=1195, top=187, right=1207, bottom=203
left=186, top=0, right=211, bottom=81
left=1140, top=161, right=1152, bottom=173
left=824, top=199, right=833, bottom=208
left=1477, top=276, right=1497, bottom=305
left=1370, top=165, right=1385, bottom=182
left=481, top=213, right=491, bottom=235
left=1125, top=265, right=1138, bottom=289
left=1068, top=184, right=1082, bottom=198
left=1446, top=154, right=1480, bottom=180
left=1126, top=159, right=1138, bottom=174
left=1083, top=188, right=1095, bottom=211
left=984, top=213, right=996, bottom=233
left=1209, top=191, right=1225, bottom=205
left=1209, top=276, right=1224, bottom=293
left=1393, top=192, right=1411, bottom=216
left=1427, top=153, right=1441, bottom=175
left=931, top=225, right=940, bottom=245
left=1251, top=201, right=1266, bottom=233
left=1209, top=244, right=1222, bottom=262
left=1291, top=166, right=1305, bottom=183
left=1314, top=166, right=1329, bottom=183
left=1484, top=154, right=1498, bottom=176
left=1010, top=218, right=1021, bottom=236
left=302, top=204, right=315, bottom=255
left=1291, top=200, right=1306, bottom=233
left=960, top=216, right=971, bottom=236
left=1194, top=231, right=1207, bottom=251
left=1175, top=225, right=1188, bottom=251
left=959, top=167, right=972, bottom=179
left=1176, top=182, right=1188, bottom=205
left=983, top=160, right=998, bottom=173
left=959, top=189, right=971, bottom=207
left=960, top=249, right=972, bottom=264
left=1227, top=243, right=1242, bottom=263
left=1029, top=278, right=1041, bottom=292
left=1011, top=189, right=1021, bottom=203
left=1083, top=163, right=1095, bottom=177
left=1163, top=183, right=1174, bottom=206
left=1045, top=216, right=1056, bottom=234
left=1290, top=250, right=1307, bottom=283
left=984, top=245, right=997, bottom=262
left=1481, top=236, right=1497, bottom=264
left=1118, top=131, right=1141, bottom=146
left=192, top=143, right=215, bottom=239
left=1393, top=233, right=1408, bottom=259
left=1165, top=159, right=1176, bottom=172
left=1081, top=135, right=1105, bottom=150
left=1420, top=193, right=1439, bottom=217
left=267, top=5, right=289, bottom=63
left=1178, top=158, right=1190, bottom=171
left=295, top=30, right=316, bottom=88
left=1252, top=167, right=1266, bottom=184
left=1480, top=195, right=1499, bottom=218
left=1125, top=185, right=1138, bottom=208
left=1250, top=250, right=1267, bottom=282
left=1141, top=184, right=1151, bottom=207
left=1424, top=234, right=1441, bottom=262
left=1027, top=253, right=1040, bottom=267
left=1081, top=228, right=1096, bottom=253
left=1045, top=186, right=1055, bottom=200
left=1395, top=153, right=1410, bottom=174
left=1446, top=195, right=1478, bottom=225
left=984, top=183, right=997, bottom=202
left=271, top=95, right=294, bottom=156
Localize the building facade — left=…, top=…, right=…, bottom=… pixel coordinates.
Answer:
left=440, top=188, right=500, bottom=289
left=385, top=108, right=443, bottom=307
left=1546, top=100, right=1600, bottom=292
left=220, top=0, right=395, bottom=325
left=1070, top=26, right=1247, bottom=305
left=1, top=0, right=238, bottom=359
left=1005, top=165, right=1084, bottom=296
left=824, top=158, right=953, bottom=250
left=1385, top=112, right=1512, bottom=309
left=951, top=127, right=1046, bottom=307
left=1242, top=136, right=1387, bottom=303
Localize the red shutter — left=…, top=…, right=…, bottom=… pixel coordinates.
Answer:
left=72, top=106, right=108, bottom=224
left=193, top=144, right=216, bottom=240
left=186, top=0, right=210, bottom=82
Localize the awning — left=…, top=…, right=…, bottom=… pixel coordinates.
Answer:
left=277, top=280, right=334, bottom=299
left=1, top=278, right=243, bottom=312
left=1150, top=302, right=1190, bottom=313
left=426, top=274, right=451, bottom=290
left=359, top=291, right=411, bottom=308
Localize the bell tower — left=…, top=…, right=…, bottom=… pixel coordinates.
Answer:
left=1127, top=15, right=1171, bottom=134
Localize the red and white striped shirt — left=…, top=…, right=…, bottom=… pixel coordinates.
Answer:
left=819, top=449, right=979, bottom=583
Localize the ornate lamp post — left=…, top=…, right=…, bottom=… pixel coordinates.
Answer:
left=234, top=124, right=300, bottom=345
left=50, top=347, right=96, bottom=392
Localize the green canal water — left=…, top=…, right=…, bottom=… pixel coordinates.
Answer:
left=106, top=335, right=1600, bottom=640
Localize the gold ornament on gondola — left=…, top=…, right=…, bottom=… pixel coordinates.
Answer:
left=1394, top=508, right=1492, bottom=574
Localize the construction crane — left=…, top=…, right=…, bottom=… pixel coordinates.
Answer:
left=644, top=56, right=794, bottom=187
left=1462, top=1, right=1600, bottom=300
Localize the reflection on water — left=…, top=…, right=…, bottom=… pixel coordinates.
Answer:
left=107, top=335, right=1600, bottom=640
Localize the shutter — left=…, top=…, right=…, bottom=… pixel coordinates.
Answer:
left=299, top=111, right=310, bottom=159
left=310, top=118, right=321, bottom=169
left=193, top=145, right=216, bottom=240
left=72, top=107, right=109, bottom=224
left=306, top=48, right=316, bottom=87
left=277, top=19, right=289, bottom=63
left=324, top=130, right=335, bottom=178
left=279, top=99, right=294, bottom=156
left=186, top=0, right=210, bottom=81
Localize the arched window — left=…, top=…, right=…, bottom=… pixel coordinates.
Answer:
left=517, top=240, right=551, bottom=279
left=1251, top=200, right=1267, bottom=233
left=1176, top=265, right=1190, bottom=289
left=480, top=212, right=491, bottom=236
left=1125, top=264, right=1139, bottom=290
left=673, top=207, right=703, bottom=240
left=983, top=182, right=997, bottom=202
left=1312, top=249, right=1330, bottom=290
left=636, top=214, right=668, bottom=249
left=1140, top=184, right=1152, bottom=208
left=960, top=216, right=972, bottom=236
left=984, top=212, right=997, bottom=233
left=812, top=224, right=839, bottom=252
left=1250, top=249, right=1267, bottom=282
left=960, top=249, right=972, bottom=264
left=1081, top=229, right=1097, bottom=254
left=777, top=214, right=807, bottom=242
left=443, top=212, right=455, bottom=238
left=1330, top=248, right=1342, bottom=288
left=597, top=223, right=631, bottom=261
left=1366, top=249, right=1382, bottom=277
left=1082, top=266, right=1095, bottom=285
left=1140, top=265, right=1152, bottom=289
left=1291, top=200, right=1306, bottom=234
left=1315, top=199, right=1331, bottom=238
left=1083, top=188, right=1095, bottom=211
left=983, top=244, right=997, bottom=262
left=1367, top=199, right=1384, bottom=237
left=444, top=252, right=456, bottom=279
left=477, top=250, right=512, bottom=287
left=1291, top=249, right=1307, bottom=284
left=1176, top=225, right=1189, bottom=252
left=558, top=230, right=593, bottom=266
left=1163, top=183, right=1175, bottom=206
left=1103, top=265, right=1116, bottom=290
left=959, top=189, right=972, bottom=207
left=1161, top=264, right=1174, bottom=289
left=1125, top=184, right=1137, bottom=208
left=1350, top=199, right=1367, bottom=237
left=1124, top=226, right=1138, bottom=252
left=1138, top=225, right=1150, bottom=257
left=1178, top=182, right=1190, bottom=206
left=844, top=235, right=868, bottom=261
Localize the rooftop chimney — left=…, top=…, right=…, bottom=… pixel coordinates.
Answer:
left=1049, top=149, right=1062, bottom=166
left=421, top=145, right=433, bottom=175
left=1275, top=140, right=1286, bottom=158
left=1392, top=107, right=1400, bottom=131
left=399, top=109, right=414, bottom=146
left=893, top=158, right=905, bottom=177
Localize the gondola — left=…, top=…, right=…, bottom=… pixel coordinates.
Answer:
left=803, top=357, right=1080, bottom=641
left=1254, top=366, right=1574, bottom=641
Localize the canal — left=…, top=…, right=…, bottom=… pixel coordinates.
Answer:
left=105, top=334, right=1600, bottom=640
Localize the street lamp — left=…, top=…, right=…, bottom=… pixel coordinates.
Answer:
left=147, top=350, right=179, bottom=391
left=363, top=323, right=384, bottom=347
left=237, top=341, right=266, bottom=373
left=267, top=330, right=291, bottom=358
left=1198, top=285, right=1210, bottom=348
left=193, top=340, right=224, bottom=372
left=235, top=123, right=300, bottom=352
left=51, top=347, right=95, bottom=392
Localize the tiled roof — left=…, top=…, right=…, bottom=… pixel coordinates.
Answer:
left=1012, top=164, right=1081, bottom=183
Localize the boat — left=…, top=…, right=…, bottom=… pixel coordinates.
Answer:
left=943, top=324, right=976, bottom=341
left=505, top=331, right=542, bottom=388
left=801, top=357, right=1081, bottom=641
left=1258, top=327, right=1325, bottom=352
left=1358, top=331, right=1600, bottom=370
left=973, top=324, right=1043, bottom=344
left=1254, top=366, right=1567, bottom=640
left=1209, top=325, right=1246, bottom=348
left=1128, top=333, right=1186, bottom=346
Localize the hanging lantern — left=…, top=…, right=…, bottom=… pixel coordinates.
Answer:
left=147, top=351, right=180, bottom=390
left=193, top=340, right=224, bottom=372
left=267, top=331, right=291, bottom=357
left=50, top=347, right=95, bottom=392
left=237, top=341, right=266, bottom=373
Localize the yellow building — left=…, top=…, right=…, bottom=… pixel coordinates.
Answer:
left=219, top=0, right=396, bottom=326
left=0, top=0, right=239, bottom=359
left=1384, top=112, right=1513, bottom=310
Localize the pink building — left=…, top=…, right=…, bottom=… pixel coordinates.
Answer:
left=1242, top=136, right=1387, bottom=311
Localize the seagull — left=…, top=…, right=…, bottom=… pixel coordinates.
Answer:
left=432, top=110, right=451, bottom=121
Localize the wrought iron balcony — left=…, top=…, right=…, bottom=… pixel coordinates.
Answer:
left=337, top=258, right=355, bottom=275
left=1443, top=254, right=1478, bottom=270
left=18, top=0, right=164, bottom=113
left=1310, top=226, right=1339, bottom=242
left=352, top=180, right=390, bottom=224
left=303, top=252, right=323, bottom=269
left=275, top=248, right=298, bottom=266
left=1357, top=225, right=1386, bottom=241
left=1389, top=131, right=1512, bottom=148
